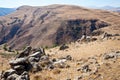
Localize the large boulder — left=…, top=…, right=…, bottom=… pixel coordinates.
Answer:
left=7, top=73, right=19, bottom=80
left=1, top=69, right=17, bottom=80
left=9, top=57, right=28, bottom=66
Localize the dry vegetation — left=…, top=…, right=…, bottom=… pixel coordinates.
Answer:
left=30, top=36, right=120, bottom=80
left=0, top=5, right=120, bottom=80
left=0, top=5, right=120, bottom=49
left=0, top=36, right=120, bottom=80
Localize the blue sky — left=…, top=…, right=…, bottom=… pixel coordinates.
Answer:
left=0, top=0, right=120, bottom=8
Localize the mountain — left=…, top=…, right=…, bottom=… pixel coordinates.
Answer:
left=0, top=8, right=16, bottom=16
left=112, top=7, right=120, bottom=12
left=0, top=4, right=120, bottom=49
left=99, top=6, right=120, bottom=12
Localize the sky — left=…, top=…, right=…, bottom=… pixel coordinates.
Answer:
left=0, top=0, right=120, bottom=8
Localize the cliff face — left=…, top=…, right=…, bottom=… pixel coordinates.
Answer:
left=55, top=19, right=108, bottom=44
left=0, top=4, right=120, bottom=49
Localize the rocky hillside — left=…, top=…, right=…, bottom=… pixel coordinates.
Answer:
left=0, top=34, right=120, bottom=80
left=0, top=8, right=15, bottom=16
left=0, top=4, right=120, bottom=49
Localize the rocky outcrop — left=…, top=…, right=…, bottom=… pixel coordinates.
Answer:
left=1, top=46, right=45, bottom=80
left=0, top=46, right=71, bottom=80
left=55, top=19, right=109, bottom=45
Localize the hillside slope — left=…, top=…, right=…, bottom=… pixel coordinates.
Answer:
left=0, top=4, right=120, bottom=49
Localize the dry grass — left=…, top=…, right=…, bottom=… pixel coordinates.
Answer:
left=0, top=37, right=120, bottom=80
left=0, top=5, right=120, bottom=49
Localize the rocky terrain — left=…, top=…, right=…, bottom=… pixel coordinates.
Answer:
left=0, top=4, right=120, bottom=80
left=0, top=4, right=120, bottom=49
left=0, top=32, right=120, bottom=80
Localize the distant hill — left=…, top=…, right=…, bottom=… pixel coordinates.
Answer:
left=99, top=6, right=120, bottom=12
left=0, top=4, right=120, bottom=49
left=0, top=8, right=16, bottom=16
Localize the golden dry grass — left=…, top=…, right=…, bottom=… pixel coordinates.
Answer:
left=30, top=36, right=120, bottom=80
left=0, top=36, right=120, bottom=80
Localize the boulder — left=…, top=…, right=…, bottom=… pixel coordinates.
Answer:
left=7, top=73, right=19, bottom=80
left=30, top=62, right=42, bottom=73
left=13, top=65, right=25, bottom=70
left=16, top=71, right=30, bottom=80
left=28, top=57, right=40, bottom=62
left=1, top=69, right=17, bottom=80
left=53, top=59, right=69, bottom=68
left=40, top=55, right=49, bottom=61
left=66, top=55, right=72, bottom=60
left=29, top=52, right=41, bottom=58
left=103, top=53, right=116, bottom=60
left=9, top=57, right=28, bottom=66
left=81, top=63, right=91, bottom=73
left=16, top=46, right=32, bottom=58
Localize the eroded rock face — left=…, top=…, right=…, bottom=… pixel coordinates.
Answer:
left=55, top=19, right=109, bottom=45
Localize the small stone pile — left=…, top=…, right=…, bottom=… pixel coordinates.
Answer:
left=0, top=46, right=71, bottom=80
left=0, top=46, right=45, bottom=80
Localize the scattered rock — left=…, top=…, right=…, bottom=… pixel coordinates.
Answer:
left=66, top=55, right=72, bottom=60
left=53, top=59, right=69, bottom=68
left=103, top=53, right=116, bottom=60
left=16, top=71, right=29, bottom=80
left=59, top=44, right=69, bottom=50
left=77, top=57, right=99, bottom=76
left=77, top=75, right=83, bottom=80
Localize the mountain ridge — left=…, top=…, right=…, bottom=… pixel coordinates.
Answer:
left=0, top=4, right=120, bottom=49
